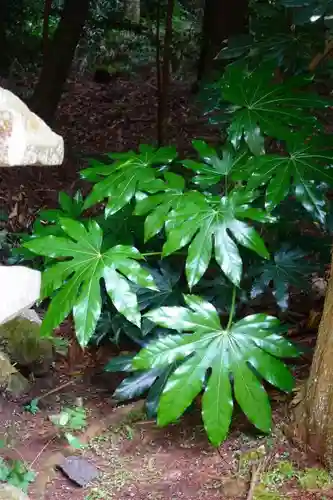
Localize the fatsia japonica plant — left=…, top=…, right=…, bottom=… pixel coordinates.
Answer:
left=24, top=60, right=333, bottom=446
left=218, top=0, right=333, bottom=73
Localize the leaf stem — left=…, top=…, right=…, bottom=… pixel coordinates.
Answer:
left=142, top=252, right=163, bottom=256
left=142, top=251, right=187, bottom=257
left=227, top=286, right=237, bottom=330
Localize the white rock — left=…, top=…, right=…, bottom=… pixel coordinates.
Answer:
left=0, top=86, right=64, bottom=166
left=0, top=266, right=41, bottom=325
left=0, top=87, right=64, bottom=328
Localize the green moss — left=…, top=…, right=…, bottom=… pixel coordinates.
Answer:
left=298, top=468, right=333, bottom=490
left=262, top=460, right=295, bottom=488
left=0, top=317, right=53, bottom=370
left=238, top=445, right=266, bottom=474
left=253, top=484, right=282, bottom=500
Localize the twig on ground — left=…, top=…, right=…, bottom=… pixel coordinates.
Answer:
left=34, top=379, right=76, bottom=403
left=246, top=462, right=263, bottom=500
left=30, top=436, right=56, bottom=469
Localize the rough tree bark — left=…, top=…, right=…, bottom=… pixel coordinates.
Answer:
left=293, top=251, right=333, bottom=469
left=197, top=0, right=249, bottom=82
left=30, top=0, right=90, bottom=124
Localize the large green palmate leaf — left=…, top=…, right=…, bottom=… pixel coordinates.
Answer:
left=159, top=189, right=272, bottom=288
left=251, top=245, right=316, bottom=310
left=132, top=295, right=299, bottom=446
left=82, top=145, right=178, bottom=217
left=24, top=218, right=156, bottom=347
left=220, top=62, right=330, bottom=154
left=134, top=172, right=185, bottom=242
left=105, top=354, right=179, bottom=418
left=234, top=137, right=333, bottom=222
left=132, top=261, right=182, bottom=311
left=182, top=139, right=250, bottom=188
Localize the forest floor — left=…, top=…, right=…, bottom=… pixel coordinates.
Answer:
left=0, top=70, right=332, bottom=499
left=1, top=368, right=332, bottom=500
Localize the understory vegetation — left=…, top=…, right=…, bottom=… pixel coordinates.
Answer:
left=2, top=0, right=333, bottom=496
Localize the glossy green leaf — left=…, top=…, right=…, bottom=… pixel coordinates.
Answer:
left=113, top=368, right=162, bottom=401
left=83, top=146, right=178, bottom=216
left=186, top=221, right=213, bottom=288
left=202, top=348, right=233, bottom=446
left=237, top=139, right=333, bottom=218
left=133, top=295, right=298, bottom=444
left=24, top=218, right=155, bottom=346
left=134, top=172, right=185, bottom=241
left=104, top=267, right=141, bottom=327
left=146, top=363, right=178, bottom=418
left=221, top=62, right=330, bottom=153
left=183, top=141, right=249, bottom=187
left=294, top=180, right=327, bottom=225
left=214, top=224, right=242, bottom=286
left=233, top=363, right=271, bottom=433
left=158, top=341, right=219, bottom=426
left=162, top=189, right=270, bottom=287
left=248, top=348, right=294, bottom=392
left=104, top=355, right=135, bottom=373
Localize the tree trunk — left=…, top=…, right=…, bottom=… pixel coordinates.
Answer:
left=157, top=0, right=174, bottom=146
left=156, top=0, right=162, bottom=145
left=30, top=0, right=90, bottom=124
left=197, top=0, right=248, bottom=82
left=124, top=0, right=141, bottom=23
left=0, top=0, right=10, bottom=76
left=43, top=0, right=53, bottom=62
left=293, top=250, right=333, bottom=469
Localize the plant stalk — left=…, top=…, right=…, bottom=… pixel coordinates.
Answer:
left=226, top=286, right=237, bottom=330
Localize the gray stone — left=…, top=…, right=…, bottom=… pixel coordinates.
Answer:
left=0, top=484, right=30, bottom=499
left=0, top=309, right=54, bottom=376
left=57, top=456, right=99, bottom=487
left=0, top=349, right=30, bottom=395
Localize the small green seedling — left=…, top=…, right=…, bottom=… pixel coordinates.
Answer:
left=49, top=405, right=87, bottom=449
left=0, top=457, right=36, bottom=493
left=24, top=398, right=40, bottom=415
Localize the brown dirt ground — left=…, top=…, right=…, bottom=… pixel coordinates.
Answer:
left=1, top=374, right=333, bottom=500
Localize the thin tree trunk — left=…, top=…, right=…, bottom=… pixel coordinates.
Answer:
left=0, top=0, right=10, bottom=76
left=157, top=0, right=174, bottom=146
left=30, top=0, right=90, bottom=124
left=156, top=0, right=162, bottom=146
left=42, top=0, right=52, bottom=62
left=293, top=250, right=333, bottom=469
left=197, top=0, right=248, bottom=83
